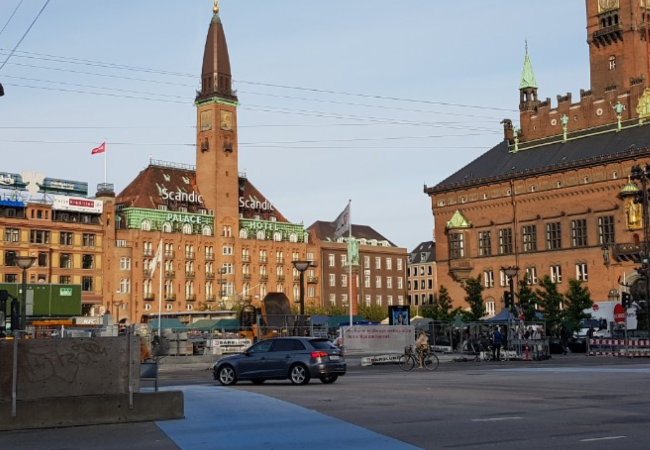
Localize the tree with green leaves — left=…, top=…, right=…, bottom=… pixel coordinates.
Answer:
left=463, top=275, right=485, bottom=321
left=422, top=285, right=454, bottom=322
left=563, top=279, right=594, bottom=332
left=358, top=303, right=388, bottom=322
left=517, top=274, right=540, bottom=321
left=536, top=275, right=564, bottom=334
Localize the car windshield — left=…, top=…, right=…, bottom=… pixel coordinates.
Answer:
left=310, top=339, right=336, bottom=350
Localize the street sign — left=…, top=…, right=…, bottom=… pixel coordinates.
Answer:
left=614, top=303, right=626, bottom=323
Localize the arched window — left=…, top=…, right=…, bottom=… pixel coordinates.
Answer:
left=141, top=220, right=151, bottom=231
left=273, top=232, right=282, bottom=241
left=202, top=225, right=212, bottom=236
left=257, top=230, right=265, bottom=240
left=182, top=223, right=192, bottom=235
left=240, top=229, right=248, bottom=239
left=162, top=222, right=172, bottom=233
left=289, top=233, right=298, bottom=243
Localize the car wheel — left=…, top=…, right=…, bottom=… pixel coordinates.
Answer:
left=250, top=379, right=266, bottom=385
left=289, top=364, right=310, bottom=385
left=319, top=375, right=338, bottom=384
left=217, top=365, right=237, bottom=386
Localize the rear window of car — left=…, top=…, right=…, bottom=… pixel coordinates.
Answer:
left=309, top=339, right=336, bottom=350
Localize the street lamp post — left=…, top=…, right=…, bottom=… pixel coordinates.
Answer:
left=292, top=260, right=311, bottom=316
left=501, top=265, right=519, bottom=348
left=15, top=255, right=36, bottom=333
left=630, top=164, right=650, bottom=333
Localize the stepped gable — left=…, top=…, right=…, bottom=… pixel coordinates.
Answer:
left=429, top=121, right=650, bottom=193
left=238, top=177, right=288, bottom=222
left=308, top=220, right=396, bottom=247
left=116, top=163, right=204, bottom=213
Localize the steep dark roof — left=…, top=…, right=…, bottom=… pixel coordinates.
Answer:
left=196, top=9, right=236, bottom=103
left=117, top=163, right=289, bottom=221
left=427, top=121, right=650, bottom=193
left=308, top=220, right=397, bottom=247
left=408, top=241, right=436, bottom=264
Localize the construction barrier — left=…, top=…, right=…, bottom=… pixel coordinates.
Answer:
left=588, top=339, right=650, bottom=357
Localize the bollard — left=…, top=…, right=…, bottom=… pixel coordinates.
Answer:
left=525, top=340, right=529, bottom=361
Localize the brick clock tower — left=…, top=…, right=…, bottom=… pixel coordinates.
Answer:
left=195, top=2, right=239, bottom=228
left=587, top=0, right=650, bottom=95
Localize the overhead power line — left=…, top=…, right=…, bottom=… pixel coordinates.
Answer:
left=0, top=0, right=25, bottom=38
left=0, top=0, right=50, bottom=73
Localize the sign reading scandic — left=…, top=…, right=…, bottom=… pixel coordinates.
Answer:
left=52, top=195, right=103, bottom=214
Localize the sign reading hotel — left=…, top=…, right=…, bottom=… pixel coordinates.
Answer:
left=53, top=195, right=103, bottom=214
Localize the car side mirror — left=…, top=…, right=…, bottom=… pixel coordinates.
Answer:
left=244, top=350, right=251, bottom=357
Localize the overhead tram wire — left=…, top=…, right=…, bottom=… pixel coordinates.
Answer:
left=0, top=0, right=51, bottom=73
left=0, top=0, right=25, bottom=38
left=0, top=48, right=518, bottom=114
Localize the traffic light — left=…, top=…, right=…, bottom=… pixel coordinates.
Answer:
left=622, top=292, right=632, bottom=309
left=504, top=291, right=512, bottom=308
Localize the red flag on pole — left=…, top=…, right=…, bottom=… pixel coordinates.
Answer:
left=91, top=142, right=106, bottom=155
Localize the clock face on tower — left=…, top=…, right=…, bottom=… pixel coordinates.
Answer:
left=598, top=0, right=619, bottom=12
left=220, top=110, right=233, bottom=131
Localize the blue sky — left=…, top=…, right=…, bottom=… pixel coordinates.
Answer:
left=0, top=0, right=588, bottom=251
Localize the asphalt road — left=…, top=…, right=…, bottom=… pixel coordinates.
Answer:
left=161, top=354, right=650, bottom=450
left=3, top=354, right=650, bottom=450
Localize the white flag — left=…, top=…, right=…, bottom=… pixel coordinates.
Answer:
left=332, top=203, right=351, bottom=239
left=149, top=239, right=163, bottom=277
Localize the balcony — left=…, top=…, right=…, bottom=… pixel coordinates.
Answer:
left=293, top=276, right=301, bottom=282
left=260, top=274, right=269, bottom=282
left=205, top=253, right=214, bottom=261
left=592, top=23, right=622, bottom=47
left=277, top=275, right=285, bottom=282
left=143, top=249, right=153, bottom=257
left=260, top=257, right=267, bottom=264
left=165, top=270, right=175, bottom=278
left=186, top=294, right=196, bottom=302
left=164, top=251, right=175, bottom=258
left=185, top=252, right=195, bottom=259
left=166, top=294, right=176, bottom=301
left=185, top=271, right=195, bottom=279
left=613, top=243, right=643, bottom=263
left=206, top=272, right=215, bottom=280
left=242, top=255, right=251, bottom=263
left=276, top=259, right=284, bottom=265
left=242, top=273, right=251, bottom=281
left=144, top=293, right=155, bottom=301
left=143, top=269, right=151, bottom=278
left=308, top=276, right=319, bottom=284
left=449, top=259, right=473, bottom=282
left=206, top=294, right=216, bottom=302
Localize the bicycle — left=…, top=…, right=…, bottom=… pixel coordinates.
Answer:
left=398, top=345, right=439, bottom=371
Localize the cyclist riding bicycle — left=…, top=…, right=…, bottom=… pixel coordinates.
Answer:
left=415, top=329, right=429, bottom=368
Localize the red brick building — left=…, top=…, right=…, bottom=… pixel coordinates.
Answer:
left=425, top=0, right=650, bottom=313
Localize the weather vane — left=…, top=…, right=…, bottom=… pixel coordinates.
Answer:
left=214, top=0, right=219, bottom=14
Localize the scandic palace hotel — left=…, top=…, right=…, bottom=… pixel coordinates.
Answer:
left=0, top=4, right=408, bottom=326
left=425, top=0, right=650, bottom=313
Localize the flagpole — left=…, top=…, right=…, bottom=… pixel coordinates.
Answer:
left=157, top=238, right=163, bottom=337
left=348, top=199, right=353, bottom=328
left=104, top=139, right=107, bottom=183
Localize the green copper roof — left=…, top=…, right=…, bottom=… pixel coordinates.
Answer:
left=620, top=177, right=639, bottom=195
left=446, top=210, right=472, bottom=230
left=519, top=45, right=538, bottom=90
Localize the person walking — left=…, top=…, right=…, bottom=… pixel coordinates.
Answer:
left=560, top=324, right=570, bottom=355
left=491, top=327, right=503, bottom=361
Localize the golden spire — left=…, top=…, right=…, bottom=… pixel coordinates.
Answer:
left=213, top=0, right=219, bottom=14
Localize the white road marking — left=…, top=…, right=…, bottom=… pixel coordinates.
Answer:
left=471, top=417, right=523, bottom=422
left=580, top=436, right=627, bottom=442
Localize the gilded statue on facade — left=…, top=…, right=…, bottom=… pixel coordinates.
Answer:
left=637, top=88, right=650, bottom=124
left=626, top=197, right=643, bottom=230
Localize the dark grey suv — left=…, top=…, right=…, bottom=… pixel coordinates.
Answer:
left=213, top=337, right=346, bottom=385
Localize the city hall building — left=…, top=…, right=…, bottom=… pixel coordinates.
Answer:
left=425, top=0, right=650, bottom=312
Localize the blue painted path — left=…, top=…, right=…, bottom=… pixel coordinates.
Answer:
left=157, top=385, right=424, bottom=450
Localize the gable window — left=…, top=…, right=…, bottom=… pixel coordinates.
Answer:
left=448, top=233, right=464, bottom=259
